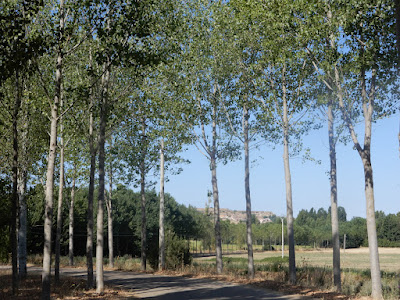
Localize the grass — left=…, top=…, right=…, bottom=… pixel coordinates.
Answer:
left=194, top=247, right=400, bottom=299
left=19, top=247, right=400, bottom=299
left=189, top=240, right=266, bottom=254
left=27, top=254, right=142, bottom=271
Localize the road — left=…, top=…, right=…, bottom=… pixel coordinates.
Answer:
left=24, top=266, right=316, bottom=299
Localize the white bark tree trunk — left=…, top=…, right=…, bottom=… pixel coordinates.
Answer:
left=106, top=163, right=114, bottom=268
left=325, top=14, right=341, bottom=290
left=86, top=47, right=95, bottom=289
left=96, top=57, right=110, bottom=294
left=12, top=70, right=22, bottom=294
left=42, top=1, right=63, bottom=297
left=328, top=99, right=341, bottom=291
left=158, top=139, right=165, bottom=270
left=363, top=151, right=382, bottom=299
left=243, top=104, right=254, bottom=279
left=211, top=154, right=223, bottom=274
left=211, top=99, right=223, bottom=274
left=18, top=167, right=27, bottom=279
left=55, top=95, right=64, bottom=283
left=335, top=63, right=382, bottom=299
left=140, top=117, right=147, bottom=271
left=18, top=102, right=28, bottom=279
left=282, top=72, right=296, bottom=284
left=69, top=168, right=76, bottom=266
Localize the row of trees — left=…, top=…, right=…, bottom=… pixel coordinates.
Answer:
left=0, top=184, right=206, bottom=267
left=214, top=208, right=400, bottom=252
left=3, top=181, right=399, bottom=265
left=0, top=0, right=399, bottom=299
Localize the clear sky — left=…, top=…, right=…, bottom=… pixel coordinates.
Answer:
left=158, top=113, right=400, bottom=220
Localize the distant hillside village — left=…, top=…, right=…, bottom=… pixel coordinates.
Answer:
left=196, top=208, right=275, bottom=224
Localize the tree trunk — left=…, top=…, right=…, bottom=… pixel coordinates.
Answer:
left=42, top=1, right=63, bottom=296
left=362, top=151, right=382, bottom=299
left=140, top=117, right=147, bottom=271
left=328, top=99, right=341, bottom=291
left=106, top=161, right=114, bottom=268
left=18, top=167, right=27, bottom=279
left=158, top=139, right=165, bottom=270
left=96, top=57, right=110, bottom=294
left=243, top=104, right=254, bottom=279
left=55, top=95, right=64, bottom=283
left=211, top=154, right=223, bottom=274
left=12, top=70, right=22, bottom=294
left=86, top=47, right=95, bottom=289
left=18, top=102, right=28, bottom=279
left=69, top=167, right=76, bottom=266
left=335, top=61, right=382, bottom=298
left=282, top=73, right=296, bottom=284
left=17, top=1, right=28, bottom=283
left=211, top=99, right=223, bottom=274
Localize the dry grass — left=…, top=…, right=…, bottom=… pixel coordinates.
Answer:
left=296, top=248, right=400, bottom=273
left=154, top=265, right=350, bottom=299
left=12, top=248, right=400, bottom=299
left=196, top=247, right=400, bottom=273
left=0, top=269, right=137, bottom=300
left=193, top=247, right=400, bottom=299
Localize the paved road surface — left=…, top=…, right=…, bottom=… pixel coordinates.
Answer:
left=20, top=266, right=317, bottom=299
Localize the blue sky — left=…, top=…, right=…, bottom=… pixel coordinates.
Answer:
left=160, top=114, right=400, bottom=220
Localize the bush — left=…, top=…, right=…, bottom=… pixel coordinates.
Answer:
left=165, top=232, right=192, bottom=269
left=148, top=231, right=192, bottom=270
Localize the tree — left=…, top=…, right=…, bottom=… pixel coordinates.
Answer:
left=312, top=1, right=398, bottom=297
left=228, top=0, right=318, bottom=282
left=41, top=0, right=64, bottom=297
left=217, top=2, right=265, bottom=278
left=177, top=0, right=243, bottom=274
left=95, top=41, right=110, bottom=294
left=0, top=0, right=46, bottom=289
left=117, top=94, right=160, bottom=271
left=152, top=67, right=192, bottom=271
left=86, top=42, right=96, bottom=289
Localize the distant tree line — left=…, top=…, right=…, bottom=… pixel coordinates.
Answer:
left=1, top=175, right=399, bottom=265
left=212, top=207, right=400, bottom=251
left=0, top=182, right=210, bottom=267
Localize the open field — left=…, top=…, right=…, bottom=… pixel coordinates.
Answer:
left=195, top=247, right=400, bottom=273
left=297, top=248, right=400, bottom=273
left=193, top=248, right=400, bottom=298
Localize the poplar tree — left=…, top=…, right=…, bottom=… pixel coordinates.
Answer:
left=306, top=1, right=397, bottom=297
left=178, top=0, right=242, bottom=274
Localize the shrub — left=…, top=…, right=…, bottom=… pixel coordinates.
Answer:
left=165, top=232, right=192, bottom=269
left=148, top=231, right=192, bottom=270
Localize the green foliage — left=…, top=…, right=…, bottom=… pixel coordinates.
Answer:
left=26, top=184, right=45, bottom=254
left=24, top=184, right=208, bottom=262
left=215, top=206, right=400, bottom=250
left=259, top=256, right=289, bottom=264
left=163, top=232, right=192, bottom=269
left=0, top=0, right=47, bottom=84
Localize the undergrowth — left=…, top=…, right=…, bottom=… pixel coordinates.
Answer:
left=25, top=254, right=400, bottom=299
